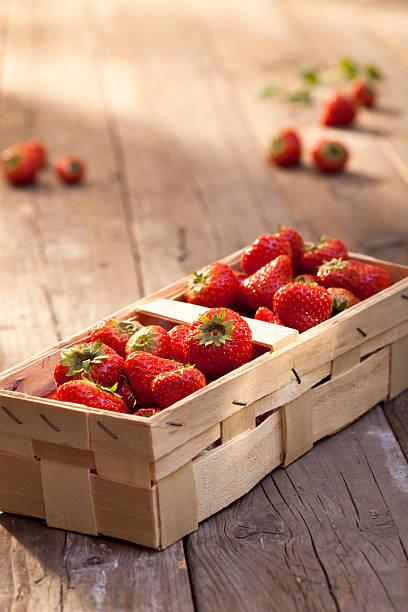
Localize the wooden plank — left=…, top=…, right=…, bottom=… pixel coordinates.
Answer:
left=0, top=431, right=33, bottom=458
left=88, top=411, right=153, bottom=461
left=390, top=335, right=408, bottom=399
left=331, top=346, right=361, bottom=377
left=221, top=403, right=255, bottom=443
left=0, top=452, right=45, bottom=518
left=361, top=319, right=408, bottom=358
left=384, top=389, right=408, bottom=462
left=281, top=389, right=313, bottom=466
left=94, top=453, right=152, bottom=488
left=32, top=440, right=95, bottom=469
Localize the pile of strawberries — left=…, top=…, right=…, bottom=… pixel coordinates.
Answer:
left=52, top=226, right=392, bottom=417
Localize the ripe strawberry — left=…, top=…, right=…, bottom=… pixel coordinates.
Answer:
left=1, top=144, right=38, bottom=185
left=275, top=226, right=304, bottom=272
left=22, top=139, right=47, bottom=169
left=250, top=344, right=270, bottom=360
left=320, top=91, right=356, bottom=127
left=134, top=408, right=162, bottom=417
left=349, top=78, right=375, bottom=107
left=168, top=324, right=190, bottom=362
left=54, top=379, right=130, bottom=413
left=238, top=255, right=293, bottom=310
left=185, top=262, right=238, bottom=308
left=91, top=318, right=141, bottom=358
left=349, top=260, right=392, bottom=299
left=152, top=366, right=206, bottom=408
left=54, top=154, right=86, bottom=184
left=116, top=375, right=137, bottom=411
left=316, top=258, right=360, bottom=294
left=124, top=352, right=179, bottom=406
left=241, top=234, right=292, bottom=275
left=234, top=271, right=247, bottom=284
left=54, top=340, right=124, bottom=387
left=300, top=236, right=348, bottom=274
left=273, top=282, right=332, bottom=332
left=266, top=127, right=301, bottom=167
left=327, top=287, right=360, bottom=315
left=294, top=274, right=317, bottom=284
left=254, top=306, right=284, bottom=326
left=185, top=308, right=252, bottom=378
left=125, top=325, right=171, bottom=359
left=312, top=139, right=349, bottom=173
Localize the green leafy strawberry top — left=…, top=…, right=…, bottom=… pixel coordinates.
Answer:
left=318, top=257, right=348, bottom=272
left=194, top=308, right=235, bottom=347
left=112, top=318, right=141, bottom=336
left=127, top=326, right=158, bottom=353
left=186, top=266, right=211, bottom=297
left=303, top=235, right=330, bottom=252
left=60, top=340, right=107, bottom=377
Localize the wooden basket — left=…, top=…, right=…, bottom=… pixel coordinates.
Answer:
left=0, top=248, right=407, bottom=549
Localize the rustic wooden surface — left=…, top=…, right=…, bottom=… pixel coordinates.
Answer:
left=1, top=0, right=407, bottom=610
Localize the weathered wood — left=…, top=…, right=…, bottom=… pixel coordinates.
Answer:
left=384, top=389, right=408, bottom=462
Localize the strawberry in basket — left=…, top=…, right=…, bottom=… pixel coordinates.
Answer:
left=54, top=340, right=124, bottom=387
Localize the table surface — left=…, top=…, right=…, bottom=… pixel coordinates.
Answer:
left=1, top=0, right=408, bottom=610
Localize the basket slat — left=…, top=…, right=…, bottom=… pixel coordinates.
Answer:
left=390, top=335, right=408, bottom=399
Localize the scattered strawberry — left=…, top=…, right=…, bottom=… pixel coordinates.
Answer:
left=91, top=318, right=141, bottom=358
left=316, top=258, right=360, bottom=294
left=233, top=271, right=247, bottom=284
left=134, top=408, right=162, bottom=417
left=185, top=262, right=238, bottom=308
left=300, top=236, right=348, bottom=274
left=266, top=127, right=301, bottom=167
left=125, top=325, right=171, bottom=359
left=239, top=255, right=293, bottom=310
left=125, top=352, right=179, bottom=406
left=312, top=139, right=349, bottom=173
left=349, top=78, right=375, bottom=107
left=349, top=260, right=392, bottom=299
left=54, top=340, right=124, bottom=387
left=254, top=306, right=284, bottom=326
left=327, top=287, right=360, bottom=315
left=294, top=274, right=317, bottom=284
left=54, top=154, right=86, bottom=184
left=273, top=282, right=332, bottom=332
left=152, top=366, right=206, bottom=408
left=168, top=324, right=191, bottom=362
left=275, top=226, right=304, bottom=272
left=185, top=307, right=252, bottom=378
left=1, top=144, right=38, bottom=185
left=22, top=139, right=47, bottom=169
left=54, top=379, right=130, bottom=413
left=241, top=234, right=292, bottom=276
left=320, top=91, right=356, bottom=127
left=116, top=375, right=137, bottom=411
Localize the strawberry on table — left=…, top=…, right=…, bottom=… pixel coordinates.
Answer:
left=54, top=340, right=124, bottom=387
left=299, top=235, right=348, bottom=274
left=320, top=91, right=356, bottom=127
left=185, top=307, right=252, bottom=378
left=91, top=318, right=141, bottom=358
left=1, top=144, right=38, bottom=185
left=273, top=282, right=332, bottom=333
left=316, top=258, right=360, bottom=294
left=241, top=234, right=292, bottom=276
left=327, top=287, right=360, bottom=315
left=54, top=379, right=130, bottom=414
left=152, top=366, right=206, bottom=408
left=125, top=325, right=171, bottom=359
left=266, top=127, right=301, bottom=167
left=54, top=154, right=86, bottom=184
left=349, top=78, right=375, bottom=107
left=312, top=139, right=349, bottom=173
left=349, top=260, right=392, bottom=299
left=22, top=139, right=47, bottom=170
left=185, top=262, right=238, bottom=308
left=125, top=352, right=179, bottom=406
left=239, top=255, right=293, bottom=310
left=168, top=324, right=191, bottom=362
left=275, top=226, right=304, bottom=273
left=254, top=306, right=284, bottom=326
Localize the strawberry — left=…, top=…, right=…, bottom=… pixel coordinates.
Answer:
left=124, top=352, right=179, bottom=406
left=168, top=324, right=191, bottom=362
left=241, top=234, right=292, bottom=275
left=273, top=282, right=332, bottom=332
left=54, top=379, right=130, bottom=413
left=320, top=91, right=356, bottom=127
left=152, top=366, right=206, bottom=408
left=349, top=260, right=392, bottom=299
left=327, top=287, right=360, bottom=315
left=299, top=236, right=348, bottom=274
left=349, top=78, right=375, bottom=108
left=91, top=318, right=141, bottom=358
left=54, top=340, right=124, bottom=387
left=275, top=226, right=304, bottom=273
left=54, top=154, right=86, bottom=184
left=294, top=274, right=317, bottom=284
left=116, top=375, right=138, bottom=411
left=234, top=271, right=247, bottom=284
left=22, top=139, right=47, bottom=170
left=185, top=308, right=252, bottom=378
left=125, top=325, right=171, bottom=359
left=254, top=306, right=284, bottom=326
left=185, top=262, right=238, bottom=308
left=1, top=144, right=38, bottom=185
left=266, top=127, right=301, bottom=167
left=134, top=408, right=162, bottom=418
left=250, top=344, right=270, bottom=360
left=238, top=255, right=293, bottom=310
left=316, top=258, right=360, bottom=294
left=312, top=139, right=349, bottom=173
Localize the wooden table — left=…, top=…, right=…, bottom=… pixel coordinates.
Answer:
left=1, top=1, right=408, bottom=609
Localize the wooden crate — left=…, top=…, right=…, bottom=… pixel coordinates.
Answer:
left=0, top=249, right=407, bottom=549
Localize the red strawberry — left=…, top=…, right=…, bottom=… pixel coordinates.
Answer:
left=54, top=379, right=130, bottom=413
left=185, top=308, right=252, bottom=378
left=124, top=352, right=179, bottom=406
left=168, top=324, right=190, bottom=362
left=300, top=236, right=348, bottom=274
left=266, top=127, right=301, bottom=167
left=91, top=318, right=141, bottom=358
left=152, top=366, right=206, bottom=408
left=116, top=376, right=138, bottom=411
left=1, top=144, right=38, bottom=185
left=349, top=260, right=392, bottom=299
left=22, top=139, right=47, bottom=170
left=275, top=226, right=304, bottom=272
left=241, top=234, right=292, bottom=276
left=125, top=325, right=171, bottom=359
left=250, top=344, right=270, bottom=360
left=54, top=154, right=86, bottom=184
left=320, top=91, right=356, bottom=127
left=327, top=287, right=360, bottom=315
left=54, top=341, right=124, bottom=387
left=294, top=274, right=317, bottom=284
left=312, top=139, right=349, bottom=173
left=273, top=282, right=332, bottom=333
left=349, top=78, right=375, bottom=108
left=254, top=306, right=284, bottom=326
left=316, top=258, right=360, bottom=294
left=234, top=271, right=247, bottom=284
left=185, top=262, right=238, bottom=308
left=238, top=255, right=293, bottom=310
left=134, top=408, right=162, bottom=418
